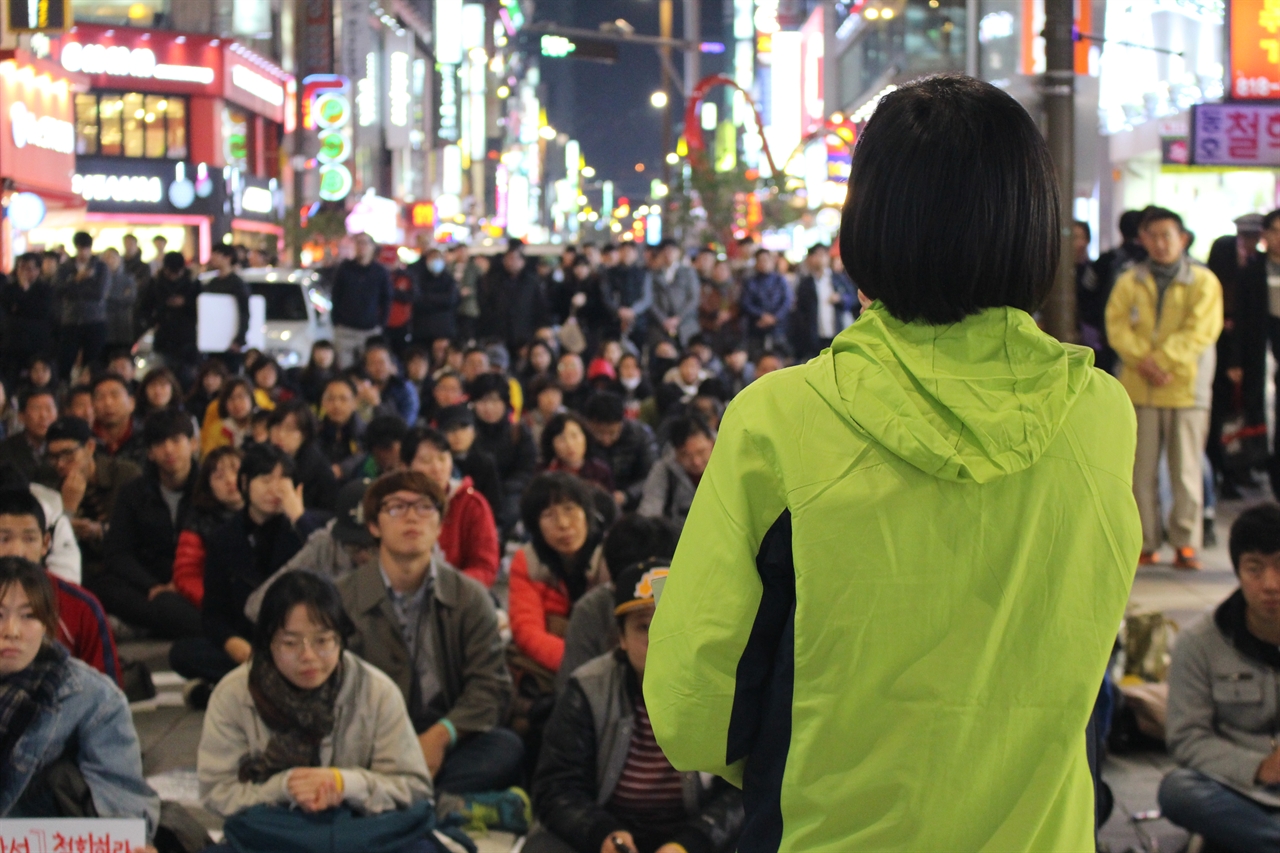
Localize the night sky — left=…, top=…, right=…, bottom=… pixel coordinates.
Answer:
left=534, top=0, right=731, bottom=202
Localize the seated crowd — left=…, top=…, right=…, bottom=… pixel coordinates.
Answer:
left=0, top=311, right=756, bottom=852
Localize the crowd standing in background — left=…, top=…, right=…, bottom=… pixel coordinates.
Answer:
left=1, top=190, right=1279, bottom=850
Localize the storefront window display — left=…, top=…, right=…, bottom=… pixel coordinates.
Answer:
left=75, top=92, right=187, bottom=159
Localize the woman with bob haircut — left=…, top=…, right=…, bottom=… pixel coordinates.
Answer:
left=645, top=75, right=1143, bottom=851
left=197, top=571, right=434, bottom=850
left=508, top=472, right=617, bottom=676
left=0, top=557, right=161, bottom=841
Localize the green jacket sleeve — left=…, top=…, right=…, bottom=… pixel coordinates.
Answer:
left=643, top=389, right=789, bottom=787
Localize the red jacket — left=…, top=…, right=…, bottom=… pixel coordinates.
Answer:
left=437, top=477, right=500, bottom=588
left=172, top=529, right=206, bottom=607
left=52, top=576, right=123, bottom=688
left=507, top=543, right=607, bottom=673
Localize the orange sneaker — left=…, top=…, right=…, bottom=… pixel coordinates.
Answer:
left=1173, top=547, right=1203, bottom=570
left=1138, top=551, right=1159, bottom=566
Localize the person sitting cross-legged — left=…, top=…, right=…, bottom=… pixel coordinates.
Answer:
left=335, top=470, right=528, bottom=830
left=1159, top=502, right=1280, bottom=849
left=526, top=560, right=743, bottom=853
left=197, top=571, right=438, bottom=853
left=0, top=557, right=160, bottom=844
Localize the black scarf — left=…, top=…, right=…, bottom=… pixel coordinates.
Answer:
left=238, top=653, right=344, bottom=783
left=0, top=643, right=67, bottom=769
left=1215, top=589, right=1280, bottom=669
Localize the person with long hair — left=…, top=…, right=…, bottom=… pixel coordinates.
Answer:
left=540, top=412, right=614, bottom=493
left=201, top=377, right=255, bottom=457
left=645, top=76, right=1143, bottom=850
left=0, top=557, right=160, bottom=840
left=197, top=571, right=433, bottom=846
left=172, top=446, right=244, bottom=610
left=186, top=359, right=228, bottom=424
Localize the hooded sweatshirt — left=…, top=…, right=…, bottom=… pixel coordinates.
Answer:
left=645, top=302, right=1142, bottom=852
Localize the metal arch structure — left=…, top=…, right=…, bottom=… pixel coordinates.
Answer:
left=681, top=74, right=780, bottom=179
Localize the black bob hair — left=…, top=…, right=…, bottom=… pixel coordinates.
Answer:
left=238, top=442, right=296, bottom=497
left=1230, top=503, right=1280, bottom=572
left=400, top=425, right=450, bottom=466
left=520, top=472, right=618, bottom=596
left=841, top=75, right=1061, bottom=326
left=143, top=408, right=195, bottom=447
left=252, top=570, right=354, bottom=661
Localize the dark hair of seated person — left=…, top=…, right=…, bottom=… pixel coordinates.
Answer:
left=267, top=400, right=318, bottom=447
left=603, top=514, right=678, bottom=575
left=0, top=555, right=58, bottom=638
left=251, top=570, right=354, bottom=662
left=667, top=413, right=714, bottom=451
left=400, top=426, right=450, bottom=466
left=520, top=472, right=617, bottom=598
left=840, top=75, right=1061, bottom=326
left=1230, top=503, right=1280, bottom=572
left=238, top=442, right=296, bottom=498
left=143, top=407, right=196, bottom=447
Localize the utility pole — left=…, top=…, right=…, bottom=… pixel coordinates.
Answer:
left=1041, top=0, right=1077, bottom=343
left=684, top=0, right=701, bottom=97
left=660, top=0, right=674, bottom=196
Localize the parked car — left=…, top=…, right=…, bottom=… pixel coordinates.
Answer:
left=134, top=267, right=333, bottom=372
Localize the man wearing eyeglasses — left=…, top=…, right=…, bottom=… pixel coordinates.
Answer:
left=44, top=416, right=139, bottom=578
left=337, top=470, right=524, bottom=808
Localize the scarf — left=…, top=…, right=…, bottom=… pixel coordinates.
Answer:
left=0, top=643, right=67, bottom=769
left=238, top=653, right=344, bottom=783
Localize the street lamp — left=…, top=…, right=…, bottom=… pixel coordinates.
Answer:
left=651, top=90, right=669, bottom=109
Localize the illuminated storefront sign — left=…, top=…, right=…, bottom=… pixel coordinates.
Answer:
left=55, top=26, right=294, bottom=125
left=231, top=63, right=284, bottom=106
left=1231, top=0, right=1280, bottom=98
left=60, top=42, right=215, bottom=84
left=73, top=173, right=164, bottom=203
left=357, top=52, right=378, bottom=128
left=241, top=185, right=273, bottom=213
left=9, top=100, right=72, bottom=153
left=439, top=65, right=460, bottom=142
left=0, top=57, right=76, bottom=197
left=1191, top=102, right=1280, bottom=166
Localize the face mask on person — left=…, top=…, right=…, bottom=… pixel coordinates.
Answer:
left=621, top=375, right=642, bottom=391
left=427, top=258, right=446, bottom=275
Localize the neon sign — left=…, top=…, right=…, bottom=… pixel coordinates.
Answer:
left=9, top=101, right=73, bottom=154
left=231, top=64, right=284, bottom=106
left=60, top=42, right=215, bottom=85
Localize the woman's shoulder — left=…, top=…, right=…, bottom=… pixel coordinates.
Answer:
left=341, top=652, right=402, bottom=705
left=58, top=656, right=127, bottom=710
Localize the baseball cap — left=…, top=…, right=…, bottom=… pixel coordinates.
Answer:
left=614, top=558, right=671, bottom=618
left=332, top=479, right=376, bottom=547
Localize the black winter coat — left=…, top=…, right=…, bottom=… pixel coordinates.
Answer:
left=533, top=652, right=742, bottom=853
left=331, top=259, right=392, bottom=330
left=0, top=278, right=55, bottom=358
left=139, top=271, right=200, bottom=359
left=102, top=463, right=196, bottom=590
left=477, top=266, right=549, bottom=352
left=592, top=419, right=657, bottom=507
left=292, top=440, right=339, bottom=512
left=409, top=261, right=460, bottom=343
left=202, top=510, right=323, bottom=648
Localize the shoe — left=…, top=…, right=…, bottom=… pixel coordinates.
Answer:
left=182, top=679, right=212, bottom=711
left=1138, top=551, right=1159, bottom=566
left=1174, top=547, right=1203, bottom=571
left=445, top=787, right=531, bottom=834
left=1203, top=518, right=1218, bottom=549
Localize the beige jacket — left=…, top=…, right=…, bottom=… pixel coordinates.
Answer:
left=197, top=651, right=432, bottom=818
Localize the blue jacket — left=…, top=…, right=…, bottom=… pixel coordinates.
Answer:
left=375, top=374, right=420, bottom=426
left=739, top=272, right=792, bottom=331
left=0, top=653, right=160, bottom=839
left=332, top=259, right=393, bottom=330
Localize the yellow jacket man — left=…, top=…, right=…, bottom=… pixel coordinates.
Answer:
left=1105, top=207, right=1223, bottom=569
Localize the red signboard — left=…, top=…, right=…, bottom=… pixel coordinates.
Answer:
left=50, top=25, right=292, bottom=124
left=1230, top=0, right=1280, bottom=99
left=0, top=54, right=77, bottom=198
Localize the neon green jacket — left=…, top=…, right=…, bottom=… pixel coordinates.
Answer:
left=645, top=303, right=1141, bottom=852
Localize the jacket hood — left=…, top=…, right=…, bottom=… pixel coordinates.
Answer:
left=807, top=302, right=1094, bottom=484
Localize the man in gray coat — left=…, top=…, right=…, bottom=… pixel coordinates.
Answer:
left=1160, top=503, right=1280, bottom=848
left=336, top=469, right=522, bottom=796
left=646, top=240, right=700, bottom=348
left=637, top=414, right=715, bottom=533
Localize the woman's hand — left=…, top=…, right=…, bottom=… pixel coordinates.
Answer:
left=224, top=636, right=252, bottom=664
left=287, top=767, right=343, bottom=812
left=278, top=479, right=306, bottom=523
left=601, top=833, right=636, bottom=853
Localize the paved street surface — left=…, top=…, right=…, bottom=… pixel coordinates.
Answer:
left=124, top=497, right=1258, bottom=853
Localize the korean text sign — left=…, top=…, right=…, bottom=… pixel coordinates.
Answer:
left=1192, top=103, right=1280, bottom=166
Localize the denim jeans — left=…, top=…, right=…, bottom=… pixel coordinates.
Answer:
left=1158, top=768, right=1280, bottom=852
left=434, top=727, right=525, bottom=794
